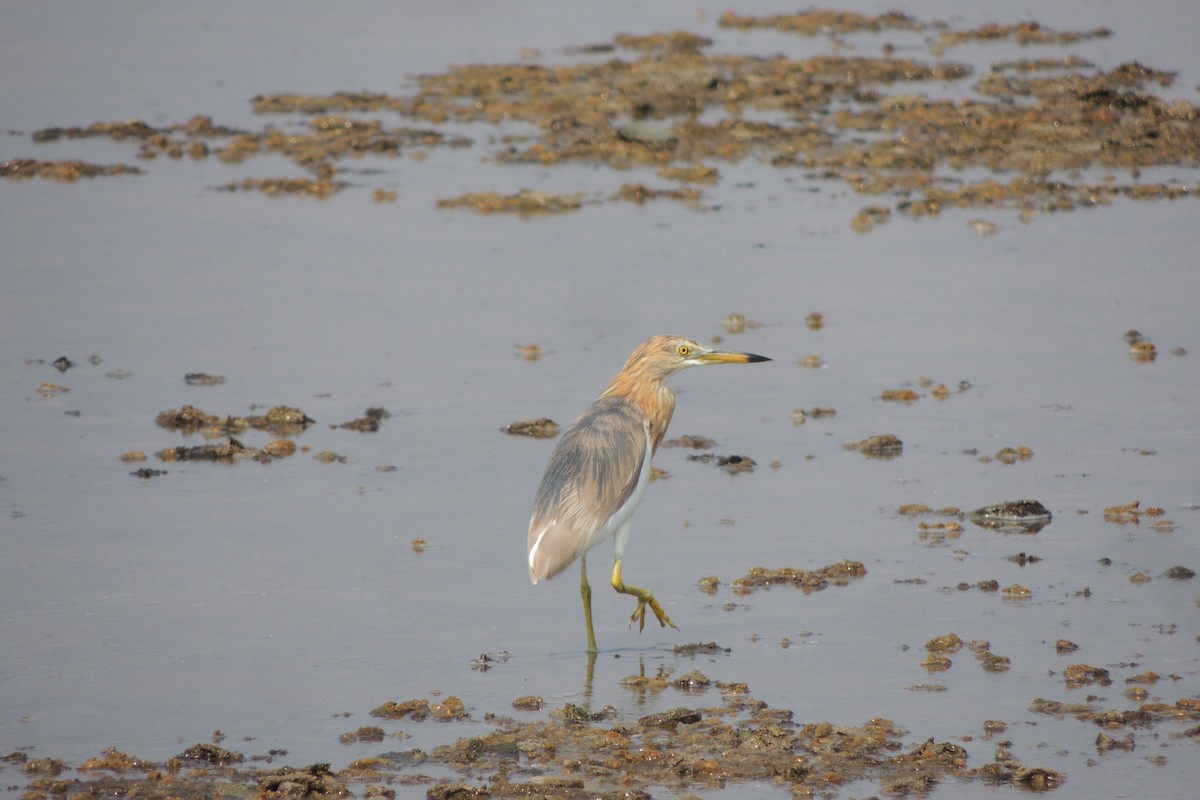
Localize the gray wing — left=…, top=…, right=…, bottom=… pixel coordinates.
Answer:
left=527, top=395, right=648, bottom=583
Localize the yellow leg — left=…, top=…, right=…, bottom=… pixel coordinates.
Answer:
left=611, top=557, right=678, bottom=634
left=581, top=557, right=598, bottom=653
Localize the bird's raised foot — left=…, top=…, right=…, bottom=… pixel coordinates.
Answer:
left=629, top=593, right=679, bottom=634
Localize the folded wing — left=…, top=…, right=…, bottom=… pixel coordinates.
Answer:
left=527, top=396, right=648, bottom=583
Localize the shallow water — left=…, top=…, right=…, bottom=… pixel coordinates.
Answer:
left=2, top=2, right=1199, bottom=797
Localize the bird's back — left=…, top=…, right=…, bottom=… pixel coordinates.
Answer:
left=527, top=395, right=650, bottom=583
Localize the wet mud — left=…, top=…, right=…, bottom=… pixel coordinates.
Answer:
left=13, top=657, right=1199, bottom=799
left=5, top=12, right=1197, bottom=226
left=22, top=657, right=1156, bottom=800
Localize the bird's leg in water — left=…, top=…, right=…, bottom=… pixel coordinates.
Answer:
left=581, top=556, right=598, bottom=653
left=611, top=557, right=678, bottom=633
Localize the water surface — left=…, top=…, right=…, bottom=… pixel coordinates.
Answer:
left=2, top=2, right=1198, bottom=797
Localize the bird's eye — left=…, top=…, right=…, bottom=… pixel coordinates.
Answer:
left=677, top=344, right=690, bottom=357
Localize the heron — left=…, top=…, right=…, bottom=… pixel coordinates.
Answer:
left=527, top=334, right=770, bottom=652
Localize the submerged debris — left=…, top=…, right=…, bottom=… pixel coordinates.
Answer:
left=1, top=158, right=142, bottom=181
left=501, top=418, right=560, bottom=438
left=661, top=434, right=716, bottom=449
left=844, top=433, right=903, bottom=458
left=686, top=453, right=756, bottom=473
left=184, top=372, right=226, bottom=386
left=514, top=343, right=543, bottom=361
left=338, top=726, right=385, bottom=744
left=437, top=189, right=585, bottom=216
left=130, top=467, right=167, bottom=479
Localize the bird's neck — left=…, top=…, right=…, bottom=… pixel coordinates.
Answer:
left=601, top=371, right=676, bottom=453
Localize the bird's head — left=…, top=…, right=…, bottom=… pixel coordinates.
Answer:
left=622, top=334, right=771, bottom=381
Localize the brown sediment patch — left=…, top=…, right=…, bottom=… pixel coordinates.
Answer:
left=609, top=182, right=704, bottom=207
left=729, top=559, right=867, bottom=594
left=15, top=15, right=1197, bottom=224
left=897, top=504, right=964, bottom=518
left=880, top=388, right=919, bottom=403
left=718, top=10, right=926, bottom=37
left=514, top=343, right=543, bottom=362
left=436, top=189, right=586, bottom=216
left=13, top=672, right=1086, bottom=799
left=1, top=158, right=142, bottom=181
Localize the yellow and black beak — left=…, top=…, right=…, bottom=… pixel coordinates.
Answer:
left=695, top=348, right=771, bottom=365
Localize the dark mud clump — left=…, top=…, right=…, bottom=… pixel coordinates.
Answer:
left=686, top=452, right=757, bottom=473
left=130, top=467, right=168, bottom=479
left=970, top=499, right=1052, bottom=533
left=183, top=372, right=226, bottom=386
left=339, top=407, right=392, bottom=432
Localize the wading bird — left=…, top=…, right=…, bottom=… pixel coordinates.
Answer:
left=527, top=334, right=770, bottom=652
